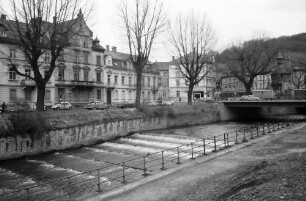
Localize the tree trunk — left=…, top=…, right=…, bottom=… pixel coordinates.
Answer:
left=36, top=84, right=46, bottom=111
left=187, top=84, right=194, bottom=105
left=135, top=69, right=143, bottom=109
left=245, top=84, right=252, bottom=95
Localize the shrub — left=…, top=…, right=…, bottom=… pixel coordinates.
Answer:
left=7, top=111, right=47, bottom=139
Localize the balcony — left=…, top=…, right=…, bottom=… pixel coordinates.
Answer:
left=72, top=80, right=94, bottom=88
left=21, top=79, right=36, bottom=90
left=21, top=79, right=36, bottom=86
left=106, top=82, right=115, bottom=89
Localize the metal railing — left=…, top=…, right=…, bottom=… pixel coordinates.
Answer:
left=1, top=115, right=305, bottom=201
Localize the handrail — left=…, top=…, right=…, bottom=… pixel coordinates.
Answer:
left=1, top=116, right=304, bottom=201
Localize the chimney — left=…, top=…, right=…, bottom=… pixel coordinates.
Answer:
left=112, top=46, right=117, bottom=52
left=172, top=56, right=175, bottom=61
left=106, top=45, right=109, bottom=52
left=1, top=14, right=7, bottom=20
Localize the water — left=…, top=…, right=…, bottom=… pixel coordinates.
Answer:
left=0, top=120, right=296, bottom=200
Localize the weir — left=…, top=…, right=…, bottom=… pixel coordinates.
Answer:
left=0, top=117, right=305, bottom=201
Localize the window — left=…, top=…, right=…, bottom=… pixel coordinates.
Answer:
left=147, top=77, right=150, bottom=87
left=176, top=79, right=180, bottom=87
left=97, top=89, right=101, bottom=100
left=9, top=67, right=16, bottom=80
left=84, top=70, right=89, bottom=81
left=142, top=77, right=145, bottom=86
left=45, top=52, right=51, bottom=63
left=96, top=55, right=101, bottom=65
left=114, top=75, right=118, bottom=84
left=44, top=90, right=51, bottom=102
left=176, top=91, right=180, bottom=98
left=158, top=78, right=162, bottom=86
left=96, top=72, right=101, bottom=82
left=122, top=90, right=126, bottom=100
left=73, top=69, right=79, bottom=81
left=128, top=91, right=132, bottom=99
left=122, top=76, right=125, bottom=85
left=10, top=89, right=17, bottom=102
left=129, top=77, right=132, bottom=85
left=83, top=52, right=89, bottom=64
left=0, top=29, right=7, bottom=37
left=58, top=68, right=65, bottom=80
left=153, top=78, right=156, bottom=87
left=83, top=40, right=88, bottom=48
left=147, top=92, right=151, bottom=100
left=25, top=69, right=31, bottom=80
left=10, top=49, right=16, bottom=58
left=74, top=50, right=80, bottom=63
left=107, top=74, right=111, bottom=85
left=114, top=90, right=118, bottom=99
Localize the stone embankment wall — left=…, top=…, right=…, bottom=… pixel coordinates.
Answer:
left=0, top=110, right=220, bottom=160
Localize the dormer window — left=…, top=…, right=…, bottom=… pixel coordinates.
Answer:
left=0, top=29, right=7, bottom=37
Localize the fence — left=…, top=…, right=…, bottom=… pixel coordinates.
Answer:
left=1, top=116, right=306, bottom=201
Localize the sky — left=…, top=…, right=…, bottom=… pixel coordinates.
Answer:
left=1, top=0, right=305, bottom=62
left=88, top=0, right=305, bottom=62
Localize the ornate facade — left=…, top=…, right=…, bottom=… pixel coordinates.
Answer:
left=0, top=12, right=162, bottom=106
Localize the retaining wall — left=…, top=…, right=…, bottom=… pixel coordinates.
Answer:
left=0, top=109, right=221, bottom=160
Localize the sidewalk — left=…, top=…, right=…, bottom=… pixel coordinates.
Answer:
left=84, top=123, right=306, bottom=201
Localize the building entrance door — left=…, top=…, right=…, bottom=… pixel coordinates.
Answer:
left=107, top=89, right=112, bottom=105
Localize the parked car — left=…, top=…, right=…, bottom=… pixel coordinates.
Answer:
left=161, top=100, right=175, bottom=106
left=84, top=101, right=109, bottom=110
left=241, top=95, right=261, bottom=101
left=147, top=101, right=159, bottom=107
left=52, top=102, right=73, bottom=110
left=117, top=101, right=135, bottom=109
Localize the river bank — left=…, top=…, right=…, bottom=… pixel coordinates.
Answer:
left=92, top=123, right=306, bottom=201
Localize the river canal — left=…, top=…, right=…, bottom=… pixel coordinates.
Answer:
left=0, top=117, right=302, bottom=200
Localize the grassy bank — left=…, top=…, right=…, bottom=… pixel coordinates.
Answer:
left=0, top=102, right=220, bottom=138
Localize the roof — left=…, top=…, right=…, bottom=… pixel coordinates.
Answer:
left=105, top=50, right=131, bottom=61
left=153, top=62, right=170, bottom=71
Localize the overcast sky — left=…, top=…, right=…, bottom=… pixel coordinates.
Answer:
left=1, top=0, right=305, bottom=62
left=88, top=0, right=305, bottom=62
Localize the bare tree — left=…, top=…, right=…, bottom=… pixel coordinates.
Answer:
left=118, top=0, right=167, bottom=108
left=226, top=35, right=278, bottom=95
left=171, top=12, right=216, bottom=105
left=291, top=64, right=306, bottom=89
left=0, top=0, right=91, bottom=111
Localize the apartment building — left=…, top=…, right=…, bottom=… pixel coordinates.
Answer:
left=104, top=46, right=161, bottom=104
left=168, top=59, right=217, bottom=101
left=0, top=11, right=162, bottom=106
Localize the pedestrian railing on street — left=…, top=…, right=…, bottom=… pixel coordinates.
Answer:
left=1, top=116, right=306, bottom=201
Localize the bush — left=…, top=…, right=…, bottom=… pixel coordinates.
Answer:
left=6, top=111, right=47, bottom=139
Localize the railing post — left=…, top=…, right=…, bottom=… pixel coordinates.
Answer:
left=176, top=147, right=181, bottom=164
left=256, top=124, right=259, bottom=137
left=213, top=136, right=217, bottom=152
left=227, top=132, right=230, bottom=146
left=97, top=169, right=102, bottom=191
left=26, top=188, right=30, bottom=201
left=235, top=131, right=238, bottom=144
left=250, top=129, right=254, bottom=139
left=278, top=122, right=280, bottom=129
left=242, top=129, right=247, bottom=142
left=122, top=162, right=127, bottom=183
left=161, top=151, right=167, bottom=170
left=268, top=122, right=271, bottom=133
left=223, top=133, right=226, bottom=148
left=142, top=156, right=148, bottom=176
left=68, top=179, right=72, bottom=201
left=190, top=143, right=195, bottom=159
left=202, top=138, right=206, bottom=155
left=262, top=123, right=265, bottom=135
